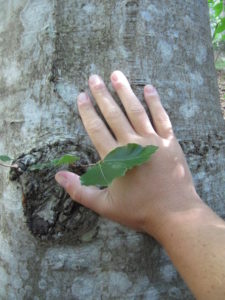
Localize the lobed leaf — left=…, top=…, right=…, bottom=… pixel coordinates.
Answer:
left=80, top=143, right=158, bottom=187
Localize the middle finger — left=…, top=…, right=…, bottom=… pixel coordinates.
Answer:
left=111, top=70, right=155, bottom=136
left=89, top=75, right=136, bottom=142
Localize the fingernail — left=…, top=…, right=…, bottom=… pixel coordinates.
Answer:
left=78, top=92, right=87, bottom=103
left=55, top=173, right=69, bottom=188
left=89, top=74, right=101, bottom=85
left=145, top=85, right=155, bottom=94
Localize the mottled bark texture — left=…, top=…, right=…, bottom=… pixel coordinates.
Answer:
left=0, top=0, right=224, bottom=299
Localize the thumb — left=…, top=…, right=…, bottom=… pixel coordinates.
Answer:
left=55, top=171, right=109, bottom=215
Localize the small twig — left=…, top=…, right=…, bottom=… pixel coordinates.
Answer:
left=0, top=162, right=18, bottom=169
left=215, top=49, right=222, bottom=62
left=212, top=22, right=219, bottom=41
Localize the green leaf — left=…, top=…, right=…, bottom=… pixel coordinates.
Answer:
left=213, top=2, right=223, bottom=18
left=0, top=155, right=13, bottom=162
left=29, top=162, right=50, bottom=171
left=80, top=143, right=158, bottom=187
left=29, top=154, right=79, bottom=170
left=215, top=18, right=225, bottom=34
left=52, top=154, right=80, bottom=166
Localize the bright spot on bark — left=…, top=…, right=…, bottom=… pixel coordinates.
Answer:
left=190, top=71, right=204, bottom=86
left=21, top=99, right=42, bottom=137
left=3, top=61, right=21, bottom=86
left=157, top=40, right=173, bottom=64
left=55, top=80, right=78, bottom=106
left=179, top=102, right=200, bottom=118
left=196, top=46, right=207, bottom=65
left=140, top=11, right=151, bottom=22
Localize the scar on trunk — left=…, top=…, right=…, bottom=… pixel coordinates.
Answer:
left=9, top=139, right=99, bottom=244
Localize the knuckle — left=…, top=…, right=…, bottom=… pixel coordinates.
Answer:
left=92, top=81, right=105, bottom=92
left=105, top=106, right=120, bottom=121
left=68, top=180, right=83, bottom=204
left=114, top=81, right=124, bottom=90
left=70, top=187, right=78, bottom=201
left=129, top=105, right=145, bottom=116
left=67, top=182, right=78, bottom=201
left=88, top=119, right=103, bottom=134
left=154, top=114, right=174, bottom=137
left=125, top=133, right=141, bottom=143
left=165, top=126, right=174, bottom=136
left=142, top=126, right=155, bottom=137
left=154, top=114, right=170, bottom=124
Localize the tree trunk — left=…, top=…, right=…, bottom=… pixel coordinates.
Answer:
left=0, top=0, right=224, bottom=299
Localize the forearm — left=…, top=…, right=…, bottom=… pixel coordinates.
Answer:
left=152, top=195, right=225, bottom=300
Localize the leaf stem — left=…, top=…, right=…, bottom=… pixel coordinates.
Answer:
left=72, top=163, right=97, bottom=167
left=0, top=162, right=19, bottom=169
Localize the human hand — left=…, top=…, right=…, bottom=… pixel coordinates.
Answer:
left=55, top=70, right=202, bottom=239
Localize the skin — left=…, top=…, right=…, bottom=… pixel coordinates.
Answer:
left=55, top=70, right=225, bottom=300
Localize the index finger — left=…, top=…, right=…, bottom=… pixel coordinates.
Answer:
left=77, top=92, right=118, bottom=158
left=88, top=74, right=136, bottom=142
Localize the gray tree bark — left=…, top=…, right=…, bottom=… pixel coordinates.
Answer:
left=0, top=0, right=225, bottom=299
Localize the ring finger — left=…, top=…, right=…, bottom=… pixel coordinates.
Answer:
left=88, top=75, right=136, bottom=142
left=111, top=70, right=156, bottom=136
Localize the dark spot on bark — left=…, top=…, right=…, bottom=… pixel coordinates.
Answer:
left=10, top=139, right=99, bottom=244
left=179, top=132, right=225, bottom=205
left=125, top=1, right=139, bottom=9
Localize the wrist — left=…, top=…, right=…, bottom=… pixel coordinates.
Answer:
left=144, top=190, right=206, bottom=243
left=146, top=194, right=225, bottom=300
left=156, top=201, right=223, bottom=249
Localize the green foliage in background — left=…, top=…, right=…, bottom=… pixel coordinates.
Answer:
left=208, top=0, right=225, bottom=47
